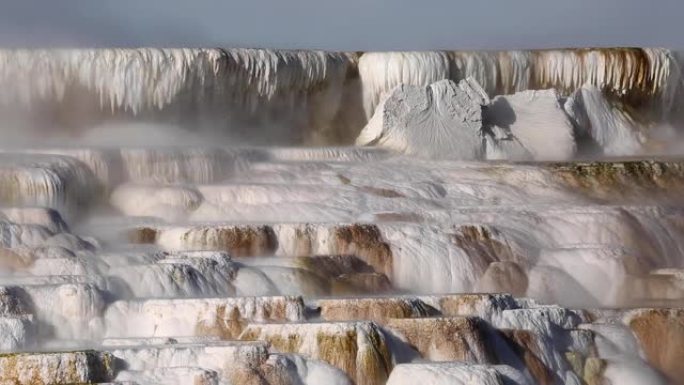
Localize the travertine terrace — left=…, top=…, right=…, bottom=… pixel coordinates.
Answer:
left=0, top=47, right=683, bottom=384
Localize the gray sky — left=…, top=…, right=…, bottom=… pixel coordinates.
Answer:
left=0, top=0, right=681, bottom=50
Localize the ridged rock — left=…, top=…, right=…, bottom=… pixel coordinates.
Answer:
left=239, top=321, right=394, bottom=385
left=356, top=78, right=489, bottom=160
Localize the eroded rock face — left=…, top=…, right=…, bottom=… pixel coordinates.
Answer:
left=318, top=297, right=438, bottom=323
left=625, top=309, right=684, bottom=383
left=2, top=47, right=684, bottom=385
left=155, top=225, right=279, bottom=256
left=485, top=89, right=576, bottom=161
left=332, top=225, right=394, bottom=278
left=0, top=351, right=115, bottom=384
left=239, top=321, right=395, bottom=385
left=228, top=353, right=354, bottom=385
left=358, top=48, right=680, bottom=121
left=0, top=119, right=683, bottom=384
left=357, top=79, right=578, bottom=161
left=356, top=78, right=490, bottom=159
left=499, top=329, right=555, bottom=385
left=476, top=261, right=528, bottom=296
left=385, top=317, right=495, bottom=363
left=550, top=159, right=684, bottom=202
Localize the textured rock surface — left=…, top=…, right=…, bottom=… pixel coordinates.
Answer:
left=625, top=309, right=684, bottom=382
left=485, top=89, right=576, bottom=160
left=0, top=351, right=115, bottom=384
left=359, top=49, right=680, bottom=123
left=385, top=317, right=494, bottom=362
left=105, top=296, right=305, bottom=339
left=0, top=47, right=683, bottom=385
left=239, top=321, right=395, bottom=385
left=356, top=78, right=490, bottom=159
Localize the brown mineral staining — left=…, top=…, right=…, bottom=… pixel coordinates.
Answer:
left=355, top=325, right=393, bottom=385
left=227, top=366, right=269, bottom=385
left=239, top=325, right=358, bottom=378
left=617, top=274, right=684, bottom=306
left=436, top=293, right=515, bottom=317
left=500, top=329, right=555, bottom=385
left=195, top=305, right=247, bottom=339
left=337, top=174, right=352, bottom=185
left=294, top=255, right=376, bottom=278
left=358, top=186, right=405, bottom=198
left=319, top=297, right=437, bottom=323
left=259, top=358, right=307, bottom=385
left=195, top=297, right=304, bottom=339
left=334, top=225, right=393, bottom=278
left=316, top=330, right=359, bottom=379
left=128, top=226, right=158, bottom=244
left=561, top=348, right=608, bottom=385
left=550, top=159, right=684, bottom=202
left=529, top=48, right=657, bottom=103
left=628, top=308, right=684, bottom=382
left=0, top=248, right=34, bottom=271
left=0, top=351, right=115, bottom=385
left=386, top=317, right=495, bottom=363
left=291, top=226, right=314, bottom=256
left=565, top=351, right=585, bottom=379
left=583, top=357, right=608, bottom=385
left=452, top=225, right=520, bottom=268
left=295, top=255, right=393, bottom=294
left=331, top=273, right=392, bottom=295
left=239, top=322, right=391, bottom=385
left=229, top=359, right=300, bottom=385
left=372, top=212, right=423, bottom=222
left=0, top=173, right=21, bottom=205
left=182, top=226, right=278, bottom=257
left=476, top=261, right=528, bottom=296
left=285, top=268, right=332, bottom=296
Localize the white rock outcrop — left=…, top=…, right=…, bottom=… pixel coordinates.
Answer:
left=485, top=89, right=576, bottom=160
left=359, top=49, right=680, bottom=118
left=356, top=78, right=490, bottom=159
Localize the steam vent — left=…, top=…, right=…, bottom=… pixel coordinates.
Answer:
left=1, top=47, right=684, bottom=384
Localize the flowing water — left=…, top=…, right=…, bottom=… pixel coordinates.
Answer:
left=0, top=48, right=683, bottom=385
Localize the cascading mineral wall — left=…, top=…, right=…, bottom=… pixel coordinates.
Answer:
left=0, top=48, right=359, bottom=144
left=359, top=48, right=681, bottom=119
left=0, top=47, right=680, bottom=146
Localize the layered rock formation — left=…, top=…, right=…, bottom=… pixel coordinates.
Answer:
left=0, top=47, right=683, bottom=385
left=0, top=47, right=681, bottom=150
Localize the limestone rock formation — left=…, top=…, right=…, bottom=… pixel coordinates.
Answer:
left=485, top=89, right=576, bottom=160
left=356, top=78, right=490, bottom=159
left=359, top=48, right=680, bottom=121
left=239, top=321, right=395, bottom=385
left=475, top=261, right=528, bottom=296
left=0, top=47, right=683, bottom=385
left=0, top=351, right=115, bottom=384
left=385, top=317, right=494, bottom=362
